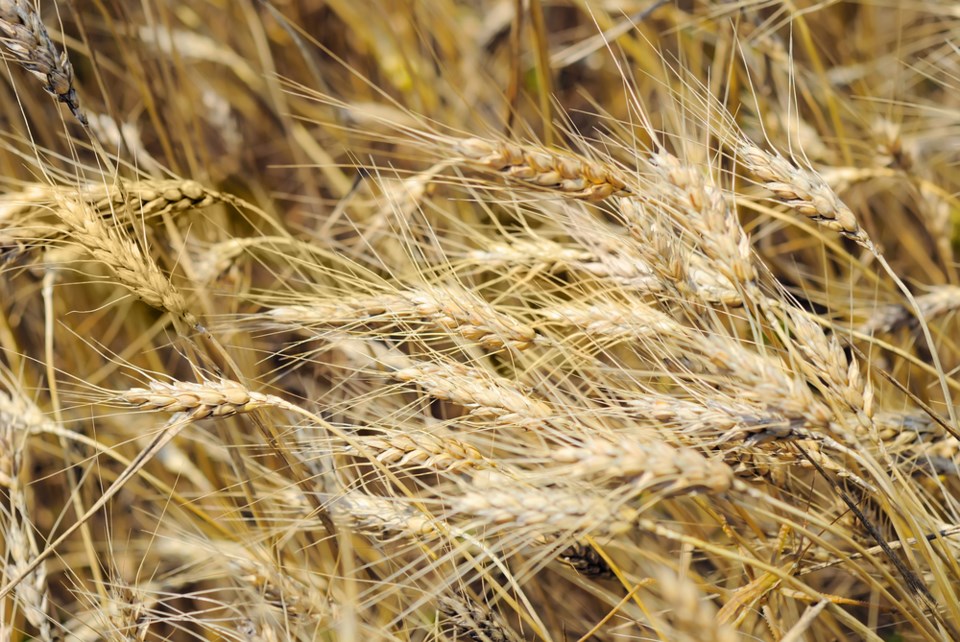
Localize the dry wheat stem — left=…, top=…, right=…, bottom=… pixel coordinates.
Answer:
left=0, top=0, right=85, bottom=123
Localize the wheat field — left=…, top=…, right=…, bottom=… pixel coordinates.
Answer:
left=1, top=1, right=960, bottom=640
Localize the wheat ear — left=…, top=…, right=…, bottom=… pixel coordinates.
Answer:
left=0, top=0, right=84, bottom=123
left=391, top=360, right=551, bottom=424
left=737, top=142, right=869, bottom=248
left=54, top=194, right=197, bottom=330
left=345, top=430, right=494, bottom=475
left=455, top=137, right=630, bottom=200
left=265, top=287, right=537, bottom=350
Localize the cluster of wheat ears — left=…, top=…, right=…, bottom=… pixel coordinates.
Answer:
left=0, top=1, right=959, bottom=640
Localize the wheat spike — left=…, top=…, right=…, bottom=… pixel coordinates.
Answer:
left=391, top=360, right=551, bottom=424
left=437, top=596, right=518, bottom=642
left=737, top=142, right=870, bottom=248
left=346, top=429, right=494, bottom=474
left=54, top=194, right=197, bottom=329
left=265, top=287, right=536, bottom=350
left=551, top=437, right=734, bottom=496
left=455, top=137, right=630, bottom=200
left=118, top=378, right=277, bottom=420
left=0, top=0, right=84, bottom=123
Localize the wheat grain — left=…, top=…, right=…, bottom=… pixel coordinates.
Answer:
left=617, top=197, right=745, bottom=306
left=231, top=554, right=336, bottom=624
left=783, top=307, right=872, bottom=416
left=329, top=492, right=440, bottom=539
left=653, top=567, right=738, bottom=642
left=648, top=152, right=757, bottom=287
left=556, top=542, right=613, bottom=578
left=551, top=437, right=734, bottom=496
left=0, top=385, right=56, bottom=641
left=456, top=479, right=638, bottom=538
left=539, top=301, right=685, bottom=339
left=4, top=516, right=57, bottom=642
left=101, top=584, right=150, bottom=642
left=437, top=596, right=517, bottom=642
left=860, top=285, right=960, bottom=334
left=0, top=179, right=221, bottom=262
left=468, top=237, right=593, bottom=266
left=468, top=235, right=661, bottom=291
